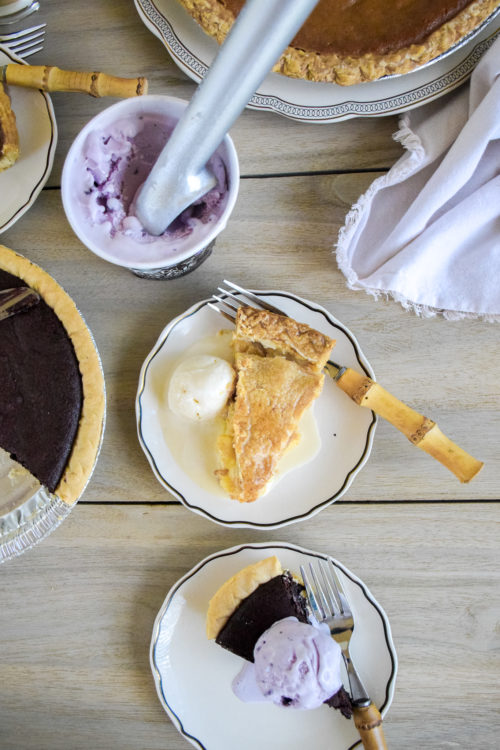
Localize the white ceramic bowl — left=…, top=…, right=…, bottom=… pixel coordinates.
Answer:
left=61, top=94, right=239, bottom=279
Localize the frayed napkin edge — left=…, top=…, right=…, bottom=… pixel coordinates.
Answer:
left=334, top=115, right=500, bottom=322
left=359, top=287, right=500, bottom=322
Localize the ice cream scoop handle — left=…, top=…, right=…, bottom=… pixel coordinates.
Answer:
left=334, top=367, right=483, bottom=482
left=353, top=704, right=388, bottom=750
left=151, top=0, right=320, bottom=183
left=2, top=64, right=148, bottom=97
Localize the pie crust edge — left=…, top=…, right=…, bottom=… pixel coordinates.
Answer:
left=176, top=0, right=499, bottom=84
left=215, top=306, right=335, bottom=503
left=0, top=244, right=105, bottom=505
left=206, top=555, right=283, bottom=639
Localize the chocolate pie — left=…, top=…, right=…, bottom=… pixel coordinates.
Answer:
left=177, top=0, right=499, bottom=84
left=215, top=305, right=335, bottom=503
left=0, top=245, right=105, bottom=504
left=206, top=555, right=353, bottom=717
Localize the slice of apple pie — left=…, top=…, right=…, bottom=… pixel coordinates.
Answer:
left=216, top=305, right=335, bottom=503
left=0, top=83, right=19, bottom=172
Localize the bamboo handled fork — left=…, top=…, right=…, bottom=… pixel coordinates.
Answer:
left=209, top=281, right=483, bottom=483
left=1, top=63, right=147, bottom=97
left=300, top=558, right=388, bottom=750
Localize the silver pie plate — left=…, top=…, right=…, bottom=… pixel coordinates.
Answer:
left=0, top=318, right=106, bottom=564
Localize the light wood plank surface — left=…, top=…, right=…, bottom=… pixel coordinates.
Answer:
left=1, top=503, right=499, bottom=750
left=3, top=182, right=496, bottom=502
left=1, top=1, right=499, bottom=750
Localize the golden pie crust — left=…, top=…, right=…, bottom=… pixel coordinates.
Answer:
left=215, top=306, right=335, bottom=503
left=0, top=245, right=105, bottom=505
left=0, top=83, right=19, bottom=172
left=177, top=0, right=499, bottom=84
left=206, top=555, right=282, bottom=639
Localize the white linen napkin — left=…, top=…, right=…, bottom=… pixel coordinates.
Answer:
left=335, top=35, right=500, bottom=321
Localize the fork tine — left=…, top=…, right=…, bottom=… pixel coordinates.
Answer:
left=318, top=559, right=342, bottom=614
left=3, top=28, right=44, bottom=45
left=0, top=23, right=45, bottom=42
left=308, top=561, right=334, bottom=619
left=212, top=292, right=238, bottom=316
left=207, top=303, right=235, bottom=324
left=7, top=39, right=43, bottom=56
left=217, top=285, right=251, bottom=310
left=222, top=279, right=286, bottom=316
left=299, top=564, right=325, bottom=620
left=326, top=558, right=352, bottom=616
left=208, top=293, right=239, bottom=321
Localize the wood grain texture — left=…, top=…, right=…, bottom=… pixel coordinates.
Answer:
left=0, top=503, right=499, bottom=750
left=3, top=183, right=497, bottom=502
left=1, top=2, right=499, bottom=750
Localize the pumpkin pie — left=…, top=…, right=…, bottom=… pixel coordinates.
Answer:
left=215, top=305, right=335, bottom=503
left=0, top=245, right=105, bottom=504
left=177, top=0, right=499, bottom=84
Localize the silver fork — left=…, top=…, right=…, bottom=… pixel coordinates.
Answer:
left=301, top=558, right=388, bottom=750
left=209, top=280, right=483, bottom=483
left=0, top=22, right=44, bottom=57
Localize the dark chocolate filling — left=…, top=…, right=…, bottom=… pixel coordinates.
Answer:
left=216, top=573, right=309, bottom=662
left=0, top=268, right=83, bottom=492
left=215, top=572, right=353, bottom=718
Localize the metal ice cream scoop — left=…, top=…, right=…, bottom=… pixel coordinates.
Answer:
left=0, top=287, right=39, bottom=321
left=134, top=0, right=320, bottom=236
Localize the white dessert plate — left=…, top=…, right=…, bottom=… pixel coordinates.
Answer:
left=134, top=0, right=500, bottom=123
left=151, top=542, right=397, bottom=750
left=136, top=289, right=376, bottom=529
left=0, top=45, right=57, bottom=233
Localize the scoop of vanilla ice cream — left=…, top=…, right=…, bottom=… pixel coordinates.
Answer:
left=252, top=617, right=343, bottom=709
left=167, top=354, right=235, bottom=421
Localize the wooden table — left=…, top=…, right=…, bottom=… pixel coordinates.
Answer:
left=1, top=2, right=499, bottom=748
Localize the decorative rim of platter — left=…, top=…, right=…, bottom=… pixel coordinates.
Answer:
left=135, top=0, right=500, bottom=123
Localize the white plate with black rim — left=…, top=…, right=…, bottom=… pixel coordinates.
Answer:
left=134, top=0, right=500, bottom=123
left=0, top=45, right=57, bottom=233
left=150, top=542, right=397, bottom=750
left=136, top=289, right=376, bottom=529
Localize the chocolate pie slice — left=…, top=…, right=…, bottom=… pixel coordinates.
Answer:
left=178, top=0, right=499, bottom=84
left=0, top=245, right=105, bottom=505
left=206, top=555, right=353, bottom=717
left=215, top=305, right=334, bottom=503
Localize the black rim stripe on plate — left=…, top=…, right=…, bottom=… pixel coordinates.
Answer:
left=151, top=542, right=397, bottom=750
left=137, top=0, right=500, bottom=122
left=0, top=46, right=56, bottom=232
left=136, top=291, right=377, bottom=527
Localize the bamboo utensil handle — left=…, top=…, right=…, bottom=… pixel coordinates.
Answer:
left=2, top=64, right=147, bottom=97
left=353, top=704, right=388, bottom=750
left=335, top=367, right=483, bottom=482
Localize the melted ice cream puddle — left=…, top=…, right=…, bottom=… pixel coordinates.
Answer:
left=162, top=330, right=321, bottom=497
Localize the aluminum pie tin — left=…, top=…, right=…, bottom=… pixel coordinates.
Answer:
left=0, top=306, right=106, bottom=564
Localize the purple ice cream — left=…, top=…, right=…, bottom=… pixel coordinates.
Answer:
left=232, top=617, right=343, bottom=710
left=74, top=114, right=229, bottom=265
